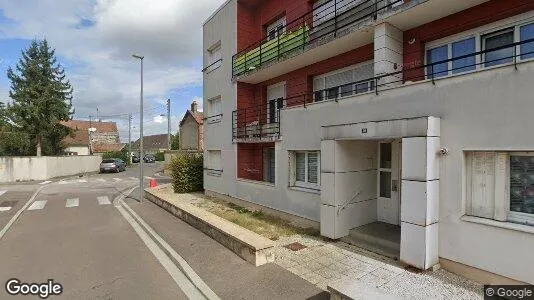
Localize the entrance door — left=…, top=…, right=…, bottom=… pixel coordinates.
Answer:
left=377, top=140, right=401, bottom=225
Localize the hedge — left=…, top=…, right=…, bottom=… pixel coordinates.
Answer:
left=170, top=152, right=203, bottom=193
left=101, top=150, right=130, bottom=165
left=155, top=151, right=165, bottom=161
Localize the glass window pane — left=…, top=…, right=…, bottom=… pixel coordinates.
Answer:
left=426, top=45, right=448, bottom=79
left=327, top=87, right=338, bottom=100
left=355, top=81, right=370, bottom=94
left=340, top=84, right=353, bottom=97
left=452, top=37, right=476, bottom=74
left=521, top=23, right=534, bottom=60
left=380, top=171, right=391, bottom=198
left=483, top=30, right=514, bottom=67
left=380, top=143, right=392, bottom=169
left=296, top=153, right=306, bottom=182
left=314, top=91, right=324, bottom=102
left=307, top=152, right=319, bottom=184
left=509, top=156, right=534, bottom=215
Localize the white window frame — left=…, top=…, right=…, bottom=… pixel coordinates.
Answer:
left=425, top=12, right=534, bottom=79
left=266, top=16, right=286, bottom=41
left=465, top=151, right=534, bottom=227
left=207, top=96, right=222, bottom=123
left=206, top=41, right=222, bottom=73
left=312, top=60, right=374, bottom=102
left=290, top=151, right=320, bottom=189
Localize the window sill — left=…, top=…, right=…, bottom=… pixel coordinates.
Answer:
left=206, top=117, right=222, bottom=124
left=288, top=186, right=320, bottom=195
left=236, top=178, right=276, bottom=188
left=461, top=215, right=534, bottom=234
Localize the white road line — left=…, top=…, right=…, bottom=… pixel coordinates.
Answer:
left=0, top=185, right=48, bottom=241
left=27, top=200, right=47, bottom=211
left=113, top=178, right=122, bottom=182
left=0, top=191, right=6, bottom=197
left=39, top=181, right=52, bottom=185
left=58, top=181, right=69, bottom=185
left=65, top=198, right=79, bottom=208
left=97, top=196, right=111, bottom=205
left=116, top=195, right=210, bottom=299
left=77, top=179, right=87, bottom=183
left=0, top=207, right=11, bottom=212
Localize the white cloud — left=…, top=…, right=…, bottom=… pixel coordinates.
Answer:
left=0, top=0, right=225, bottom=118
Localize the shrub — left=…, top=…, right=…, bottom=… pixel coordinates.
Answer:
left=155, top=151, right=165, bottom=161
left=102, top=150, right=130, bottom=165
left=170, top=152, right=203, bottom=193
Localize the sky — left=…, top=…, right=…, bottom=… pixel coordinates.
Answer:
left=0, top=0, right=226, bottom=142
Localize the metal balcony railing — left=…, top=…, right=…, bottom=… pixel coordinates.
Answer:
left=232, top=37, right=534, bottom=142
left=232, top=0, right=405, bottom=78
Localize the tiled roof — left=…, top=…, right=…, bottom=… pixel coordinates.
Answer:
left=93, top=143, right=125, bottom=153
left=61, top=120, right=118, bottom=133
left=132, top=134, right=170, bottom=151
left=180, top=110, right=204, bottom=126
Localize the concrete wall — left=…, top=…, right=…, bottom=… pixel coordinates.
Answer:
left=0, top=155, right=102, bottom=182
left=180, top=115, right=200, bottom=150
left=65, top=146, right=90, bottom=156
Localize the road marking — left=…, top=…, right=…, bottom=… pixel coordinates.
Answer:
left=144, top=176, right=154, bottom=180
left=0, top=191, right=6, bottom=197
left=113, top=178, right=122, bottom=182
left=65, top=198, right=79, bottom=208
left=77, top=179, right=87, bottom=183
left=39, top=181, right=52, bottom=185
left=0, top=185, right=48, bottom=241
left=97, top=196, right=111, bottom=205
left=116, top=191, right=211, bottom=299
left=58, top=181, right=69, bottom=185
left=0, top=207, right=11, bottom=212
left=27, top=200, right=47, bottom=210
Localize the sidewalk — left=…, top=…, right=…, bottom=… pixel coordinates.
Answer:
left=272, top=234, right=483, bottom=300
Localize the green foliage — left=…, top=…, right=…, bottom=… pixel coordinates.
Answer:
left=102, top=149, right=130, bottom=165
left=6, top=39, right=74, bottom=156
left=171, top=134, right=180, bottom=150
left=155, top=151, right=165, bottom=161
left=170, top=153, right=203, bottom=193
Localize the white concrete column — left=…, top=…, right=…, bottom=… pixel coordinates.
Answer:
left=320, top=140, right=339, bottom=238
left=374, top=22, right=403, bottom=87
left=400, top=136, right=440, bottom=269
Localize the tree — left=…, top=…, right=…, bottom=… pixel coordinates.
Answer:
left=6, top=39, right=74, bottom=156
left=171, top=133, right=180, bottom=150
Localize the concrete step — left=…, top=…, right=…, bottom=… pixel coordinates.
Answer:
left=341, top=222, right=400, bottom=260
left=328, top=280, right=404, bottom=300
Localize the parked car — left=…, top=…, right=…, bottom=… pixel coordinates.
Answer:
left=144, top=154, right=156, bottom=163
left=132, top=154, right=140, bottom=163
left=100, top=158, right=126, bottom=173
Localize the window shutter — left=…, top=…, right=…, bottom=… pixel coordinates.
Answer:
left=267, top=83, right=286, bottom=100
left=469, top=152, right=495, bottom=218
left=493, top=152, right=508, bottom=221
left=296, top=153, right=306, bottom=182
left=313, top=77, right=324, bottom=92
left=308, top=152, right=319, bottom=184
left=354, top=64, right=374, bottom=82
left=325, top=69, right=353, bottom=89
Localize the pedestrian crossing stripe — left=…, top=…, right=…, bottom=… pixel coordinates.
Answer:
left=0, top=207, right=11, bottom=212
left=0, top=191, right=6, bottom=197
left=65, top=198, right=79, bottom=208
left=39, top=181, right=52, bottom=185
left=97, top=196, right=111, bottom=205
left=28, top=200, right=47, bottom=210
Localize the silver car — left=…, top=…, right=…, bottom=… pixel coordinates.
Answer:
left=99, top=159, right=126, bottom=173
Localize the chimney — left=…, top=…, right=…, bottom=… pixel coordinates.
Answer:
left=191, top=101, right=198, bottom=113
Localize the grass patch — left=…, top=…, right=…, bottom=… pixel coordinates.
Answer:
left=195, top=197, right=319, bottom=241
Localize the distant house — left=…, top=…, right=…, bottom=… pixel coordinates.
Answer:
left=179, top=101, right=204, bottom=151
left=61, top=120, right=124, bottom=155
left=132, top=134, right=171, bottom=154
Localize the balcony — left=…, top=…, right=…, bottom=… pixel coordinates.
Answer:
left=232, top=37, right=534, bottom=142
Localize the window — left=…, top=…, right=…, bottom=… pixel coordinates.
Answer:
left=426, top=45, right=448, bottom=79
left=266, top=17, right=286, bottom=41
left=207, top=150, right=222, bottom=176
left=426, top=37, right=476, bottom=78
left=207, top=96, right=222, bottom=123
left=466, top=151, right=534, bottom=226
left=267, top=82, right=286, bottom=123
left=263, top=148, right=276, bottom=184
left=520, top=23, right=534, bottom=60
left=452, top=38, right=476, bottom=74
left=313, top=62, right=374, bottom=102
left=206, top=41, right=222, bottom=72
left=291, top=151, right=320, bottom=189
left=482, top=28, right=514, bottom=67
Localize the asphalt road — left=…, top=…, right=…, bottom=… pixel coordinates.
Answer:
left=0, top=162, right=326, bottom=299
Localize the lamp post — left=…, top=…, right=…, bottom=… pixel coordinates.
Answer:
left=132, top=54, right=144, bottom=202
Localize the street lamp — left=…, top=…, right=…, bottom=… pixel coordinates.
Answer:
left=132, top=54, right=144, bottom=202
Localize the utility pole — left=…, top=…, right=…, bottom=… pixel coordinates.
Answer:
left=167, top=98, right=171, bottom=150
left=132, top=54, right=144, bottom=203
left=128, top=113, right=132, bottom=164
left=88, top=115, right=93, bottom=155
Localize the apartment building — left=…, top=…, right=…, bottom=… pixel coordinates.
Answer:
left=203, top=0, right=534, bottom=284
